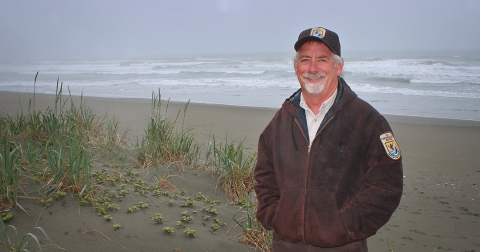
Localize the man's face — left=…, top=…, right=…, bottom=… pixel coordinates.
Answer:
left=294, top=41, right=343, bottom=96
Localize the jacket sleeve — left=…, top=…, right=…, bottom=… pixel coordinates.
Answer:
left=339, top=115, right=403, bottom=240
left=254, top=125, right=281, bottom=230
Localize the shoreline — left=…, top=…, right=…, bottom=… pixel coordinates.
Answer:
left=2, top=90, right=480, bottom=126
left=1, top=91, right=480, bottom=251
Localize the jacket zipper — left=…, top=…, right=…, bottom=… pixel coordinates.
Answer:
left=294, top=115, right=335, bottom=243
left=294, top=118, right=309, bottom=243
left=313, top=115, right=335, bottom=147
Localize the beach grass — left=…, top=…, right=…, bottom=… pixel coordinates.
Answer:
left=201, top=134, right=272, bottom=250
left=207, top=136, right=256, bottom=202
left=0, top=82, right=128, bottom=202
left=0, top=211, right=58, bottom=251
left=0, top=84, right=271, bottom=251
left=0, top=82, right=131, bottom=250
left=0, top=135, right=22, bottom=209
left=135, top=90, right=200, bottom=168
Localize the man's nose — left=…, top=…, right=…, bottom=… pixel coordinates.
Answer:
left=309, top=61, right=319, bottom=73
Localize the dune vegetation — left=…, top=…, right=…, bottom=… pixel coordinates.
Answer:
left=0, top=80, right=271, bottom=251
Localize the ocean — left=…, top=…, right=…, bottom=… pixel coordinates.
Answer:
left=1, top=51, right=479, bottom=121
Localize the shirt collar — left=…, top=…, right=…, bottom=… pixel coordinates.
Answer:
left=300, top=89, right=338, bottom=116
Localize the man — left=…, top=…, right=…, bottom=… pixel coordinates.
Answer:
left=254, top=27, right=403, bottom=251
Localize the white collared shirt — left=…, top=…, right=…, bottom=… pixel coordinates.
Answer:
left=300, top=89, right=337, bottom=143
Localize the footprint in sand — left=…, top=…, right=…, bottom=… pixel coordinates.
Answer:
left=409, top=230, right=426, bottom=235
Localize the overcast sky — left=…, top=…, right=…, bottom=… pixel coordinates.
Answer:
left=1, top=0, right=480, bottom=61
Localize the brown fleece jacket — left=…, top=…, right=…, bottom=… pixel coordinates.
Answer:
left=254, top=78, right=403, bottom=248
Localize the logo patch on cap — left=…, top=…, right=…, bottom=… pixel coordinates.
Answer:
left=310, top=28, right=326, bottom=39
left=380, top=132, right=401, bottom=160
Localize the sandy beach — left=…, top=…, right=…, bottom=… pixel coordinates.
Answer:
left=1, top=91, right=479, bottom=251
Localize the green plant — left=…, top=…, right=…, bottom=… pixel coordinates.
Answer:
left=163, top=227, right=175, bottom=234
left=113, top=223, right=121, bottom=230
left=104, top=215, right=113, bottom=222
left=211, top=224, right=220, bottom=232
left=93, top=168, right=121, bottom=185
left=1, top=212, right=13, bottom=222
left=176, top=221, right=185, bottom=228
left=202, top=206, right=218, bottom=215
left=180, top=197, right=196, bottom=207
left=184, top=229, right=197, bottom=238
left=213, top=218, right=226, bottom=226
left=152, top=213, right=163, bottom=224
left=137, top=201, right=148, bottom=208
left=127, top=206, right=139, bottom=213
left=181, top=215, right=193, bottom=223
left=54, top=190, right=66, bottom=199
left=40, top=198, right=53, bottom=208
left=180, top=188, right=186, bottom=195
left=153, top=188, right=163, bottom=196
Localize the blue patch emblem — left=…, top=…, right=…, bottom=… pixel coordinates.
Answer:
left=310, top=27, right=326, bottom=39
left=380, top=132, right=401, bottom=160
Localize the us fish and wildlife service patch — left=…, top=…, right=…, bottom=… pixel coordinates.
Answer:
left=310, top=27, right=326, bottom=38
left=380, top=132, right=401, bottom=160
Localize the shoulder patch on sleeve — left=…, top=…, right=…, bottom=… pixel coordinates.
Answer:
left=380, top=132, right=401, bottom=160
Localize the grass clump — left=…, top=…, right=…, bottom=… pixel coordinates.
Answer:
left=202, top=136, right=271, bottom=250
left=0, top=138, right=22, bottom=209
left=0, top=76, right=128, bottom=251
left=233, top=201, right=272, bottom=252
left=135, top=90, right=200, bottom=168
left=206, top=137, right=257, bottom=204
left=0, top=81, right=128, bottom=208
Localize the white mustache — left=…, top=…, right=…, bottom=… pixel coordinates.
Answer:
left=302, top=73, right=326, bottom=80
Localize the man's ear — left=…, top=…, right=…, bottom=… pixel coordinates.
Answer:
left=336, top=61, right=344, bottom=76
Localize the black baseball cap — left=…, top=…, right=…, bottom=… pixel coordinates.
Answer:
left=294, top=27, right=341, bottom=56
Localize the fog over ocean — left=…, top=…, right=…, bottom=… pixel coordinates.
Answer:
left=1, top=51, right=479, bottom=121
